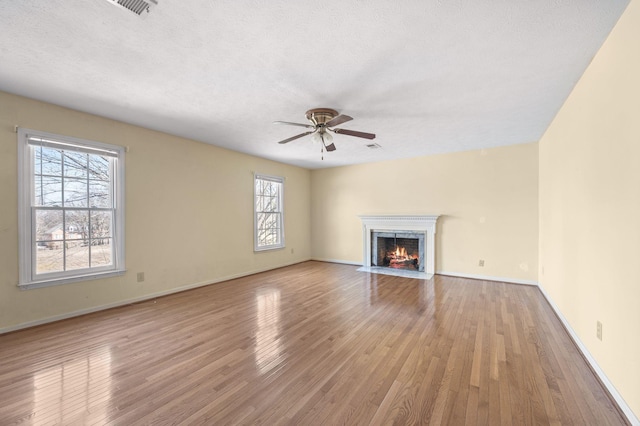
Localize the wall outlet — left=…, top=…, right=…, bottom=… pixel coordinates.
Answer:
left=597, top=321, right=602, bottom=341
left=291, top=248, right=294, bottom=254
left=478, top=259, right=485, bottom=267
left=137, top=272, right=145, bottom=282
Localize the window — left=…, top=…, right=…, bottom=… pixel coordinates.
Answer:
left=254, top=174, right=284, bottom=251
left=18, top=128, right=125, bottom=289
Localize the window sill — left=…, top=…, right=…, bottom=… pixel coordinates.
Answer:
left=19, top=269, right=126, bottom=290
left=254, top=245, right=285, bottom=252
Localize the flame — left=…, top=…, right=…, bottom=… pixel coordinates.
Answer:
left=395, top=246, right=408, bottom=259
left=386, top=244, right=418, bottom=270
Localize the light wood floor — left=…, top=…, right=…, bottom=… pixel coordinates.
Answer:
left=0, top=261, right=628, bottom=425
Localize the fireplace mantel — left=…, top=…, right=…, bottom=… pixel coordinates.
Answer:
left=359, top=215, right=439, bottom=278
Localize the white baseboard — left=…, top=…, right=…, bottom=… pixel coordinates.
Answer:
left=537, top=283, right=639, bottom=426
left=311, top=258, right=362, bottom=266
left=311, top=261, right=539, bottom=286
left=0, top=258, right=311, bottom=335
left=436, top=271, right=538, bottom=286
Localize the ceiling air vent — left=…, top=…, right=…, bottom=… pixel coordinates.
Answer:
left=105, top=0, right=158, bottom=16
left=366, top=143, right=382, bottom=149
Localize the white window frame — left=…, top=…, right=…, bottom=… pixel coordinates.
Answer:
left=17, top=128, right=126, bottom=290
left=254, top=173, right=285, bottom=251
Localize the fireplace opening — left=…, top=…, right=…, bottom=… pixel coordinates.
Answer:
left=380, top=238, right=419, bottom=270
left=371, top=232, right=425, bottom=272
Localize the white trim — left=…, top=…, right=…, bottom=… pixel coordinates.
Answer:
left=537, top=283, right=640, bottom=426
left=311, top=259, right=539, bottom=286
left=436, top=271, right=538, bottom=286
left=310, top=258, right=362, bottom=266
left=358, top=266, right=433, bottom=280
left=18, top=270, right=126, bottom=290
left=17, top=130, right=31, bottom=287
left=1, top=258, right=311, bottom=335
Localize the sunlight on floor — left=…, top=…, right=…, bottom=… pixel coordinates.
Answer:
left=254, top=289, right=282, bottom=375
left=32, top=347, right=112, bottom=424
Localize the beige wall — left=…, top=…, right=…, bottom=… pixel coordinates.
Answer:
left=311, top=143, right=539, bottom=282
left=539, top=0, right=640, bottom=418
left=0, top=91, right=311, bottom=330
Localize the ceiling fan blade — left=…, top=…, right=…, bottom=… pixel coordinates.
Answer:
left=277, top=131, right=314, bottom=144
left=324, top=143, right=337, bottom=152
left=273, top=121, right=315, bottom=129
left=333, top=128, right=376, bottom=140
left=325, top=114, right=353, bottom=128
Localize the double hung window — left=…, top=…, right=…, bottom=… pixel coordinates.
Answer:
left=18, top=128, right=125, bottom=289
left=254, top=174, right=284, bottom=251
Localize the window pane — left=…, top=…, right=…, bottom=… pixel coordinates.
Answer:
left=264, top=196, right=277, bottom=212
left=39, top=147, right=62, bottom=176
left=258, top=228, right=268, bottom=245
left=66, top=243, right=89, bottom=271
left=88, top=155, right=110, bottom=181
left=34, top=175, right=44, bottom=206
left=36, top=176, right=62, bottom=207
left=64, top=151, right=88, bottom=178
left=63, top=177, right=88, bottom=207
left=89, top=180, right=111, bottom=208
left=257, top=212, right=266, bottom=229
left=91, top=211, right=112, bottom=240
left=36, top=209, right=63, bottom=243
left=34, top=146, right=42, bottom=176
left=91, top=239, right=112, bottom=267
left=265, top=213, right=274, bottom=229
left=36, top=244, right=64, bottom=274
left=65, top=210, right=88, bottom=241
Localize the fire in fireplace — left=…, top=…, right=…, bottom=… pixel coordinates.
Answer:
left=383, top=239, right=419, bottom=270
left=372, top=232, right=425, bottom=272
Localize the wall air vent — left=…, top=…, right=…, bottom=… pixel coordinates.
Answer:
left=105, top=0, right=158, bottom=16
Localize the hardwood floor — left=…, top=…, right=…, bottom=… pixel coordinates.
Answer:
left=0, top=261, right=628, bottom=425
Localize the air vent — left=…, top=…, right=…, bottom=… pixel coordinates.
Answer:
left=366, top=143, right=382, bottom=149
left=105, top=0, right=158, bottom=16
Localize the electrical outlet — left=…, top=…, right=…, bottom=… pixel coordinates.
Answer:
left=478, top=259, right=485, bottom=267
left=291, top=248, right=294, bottom=254
left=137, top=272, right=145, bottom=282
left=597, top=321, right=602, bottom=341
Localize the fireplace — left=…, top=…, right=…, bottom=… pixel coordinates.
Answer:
left=372, top=231, right=424, bottom=271
left=359, top=215, right=439, bottom=279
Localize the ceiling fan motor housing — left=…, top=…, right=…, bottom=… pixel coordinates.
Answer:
left=305, top=108, right=339, bottom=127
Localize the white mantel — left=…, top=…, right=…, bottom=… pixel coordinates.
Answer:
left=359, top=215, right=439, bottom=278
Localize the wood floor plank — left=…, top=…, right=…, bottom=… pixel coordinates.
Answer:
left=0, top=261, right=629, bottom=425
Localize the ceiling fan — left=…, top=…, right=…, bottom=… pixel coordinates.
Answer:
left=274, top=108, right=375, bottom=154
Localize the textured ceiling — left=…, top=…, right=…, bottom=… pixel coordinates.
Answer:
left=0, top=0, right=629, bottom=169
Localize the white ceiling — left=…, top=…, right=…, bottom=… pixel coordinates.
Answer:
left=0, top=0, right=629, bottom=169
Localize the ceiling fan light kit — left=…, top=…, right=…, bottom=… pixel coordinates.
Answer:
left=274, top=108, right=375, bottom=158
